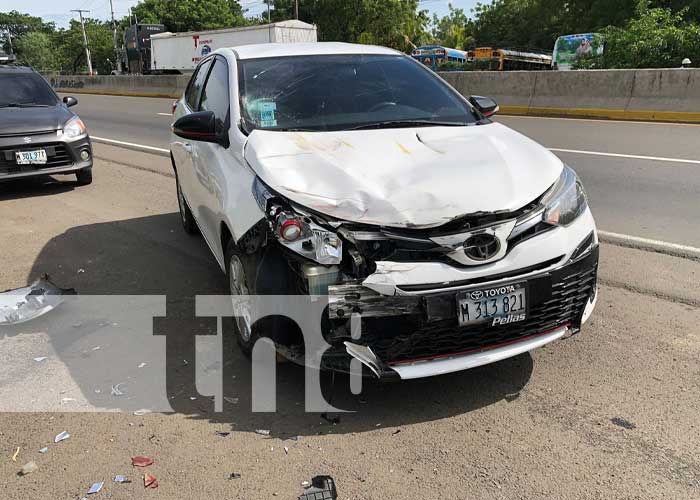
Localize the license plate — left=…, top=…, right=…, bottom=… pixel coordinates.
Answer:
left=457, top=282, right=528, bottom=327
left=16, top=149, right=47, bottom=165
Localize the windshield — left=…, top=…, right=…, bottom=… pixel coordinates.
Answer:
left=0, top=73, right=59, bottom=107
left=238, top=54, right=480, bottom=132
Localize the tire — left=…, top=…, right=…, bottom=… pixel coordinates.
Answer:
left=176, top=174, right=198, bottom=235
left=225, top=241, right=300, bottom=357
left=225, top=240, right=259, bottom=356
left=75, top=167, right=92, bottom=185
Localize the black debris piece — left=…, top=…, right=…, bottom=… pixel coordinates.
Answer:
left=611, top=417, right=636, bottom=430
left=299, top=475, right=337, bottom=500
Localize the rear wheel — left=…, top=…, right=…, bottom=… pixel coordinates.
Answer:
left=176, top=175, right=198, bottom=234
left=75, top=167, right=92, bottom=185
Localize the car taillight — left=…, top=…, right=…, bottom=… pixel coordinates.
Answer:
left=171, top=100, right=179, bottom=114
left=280, top=219, right=303, bottom=242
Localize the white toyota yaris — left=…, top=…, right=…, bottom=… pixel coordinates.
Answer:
left=170, top=42, right=598, bottom=380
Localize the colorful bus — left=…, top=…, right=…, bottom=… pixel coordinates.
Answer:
left=411, top=45, right=468, bottom=70
left=552, top=34, right=605, bottom=70
left=467, top=47, right=552, bottom=71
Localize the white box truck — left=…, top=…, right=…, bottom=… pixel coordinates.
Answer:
left=150, top=20, right=318, bottom=72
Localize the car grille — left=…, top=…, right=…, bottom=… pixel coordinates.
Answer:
left=0, top=143, right=73, bottom=175
left=353, top=248, right=598, bottom=365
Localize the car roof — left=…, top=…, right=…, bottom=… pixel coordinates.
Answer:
left=227, top=42, right=402, bottom=60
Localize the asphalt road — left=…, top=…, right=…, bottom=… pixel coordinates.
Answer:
left=64, top=93, right=700, bottom=247
left=0, top=144, right=699, bottom=499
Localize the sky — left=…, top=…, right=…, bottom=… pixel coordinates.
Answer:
left=0, top=0, right=481, bottom=28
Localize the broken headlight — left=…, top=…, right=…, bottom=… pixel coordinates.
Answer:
left=253, top=177, right=343, bottom=265
left=542, top=165, right=588, bottom=227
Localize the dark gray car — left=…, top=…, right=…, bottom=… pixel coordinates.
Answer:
left=0, top=64, right=93, bottom=184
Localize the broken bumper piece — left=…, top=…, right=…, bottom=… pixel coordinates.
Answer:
left=0, top=274, right=76, bottom=325
left=345, top=325, right=569, bottom=380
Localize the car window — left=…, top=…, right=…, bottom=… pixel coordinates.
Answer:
left=238, top=54, right=479, bottom=132
left=185, top=59, right=212, bottom=110
left=0, top=73, right=59, bottom=107
left=199, top=57, right=230, bottom=123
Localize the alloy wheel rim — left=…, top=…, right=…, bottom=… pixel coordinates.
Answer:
left=229, top=255, right=253, bottom=341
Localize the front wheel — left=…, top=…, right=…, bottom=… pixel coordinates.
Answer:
left=75, top=167, right=92, bottom=185
left=225, top=241, right=259, bottom=356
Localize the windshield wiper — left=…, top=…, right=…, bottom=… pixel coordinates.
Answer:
left=344, top=120, right=469, bottom=131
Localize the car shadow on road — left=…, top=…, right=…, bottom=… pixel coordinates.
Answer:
left=0, top=175, right=77, bottom=201
left=15, top=212, right=534, bottom=436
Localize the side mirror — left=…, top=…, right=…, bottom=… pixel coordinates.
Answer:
left=63, top=96, right=78, bottom=107
left=469, top=95, right=499, bottom=118
left=172, top=111, right=228, bottom=147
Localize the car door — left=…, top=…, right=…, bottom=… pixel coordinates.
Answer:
left=191, top=55, right=235, bottom=261
left=172, top=57, right=213, bottom=237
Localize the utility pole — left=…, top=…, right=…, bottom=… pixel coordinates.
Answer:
left=267, top=0, right=271, bottom=42
left=71, top=9, right=93, bottom=75
left=295, top=0, right=299, bottom=20
left=109, top=0, right=122, bottom=73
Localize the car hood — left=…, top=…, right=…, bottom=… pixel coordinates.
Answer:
left=0, top=104, right=73, bottom=136
left=244, top=123, right=563, bottom=228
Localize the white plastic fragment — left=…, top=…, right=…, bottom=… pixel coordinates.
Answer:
left=33, top=357, right=48, bottom=363
left=39, top=447, right=48, bottom=454
left=54, top=431, right=70, bottom=443
left=0, top=275, right=75, bottom=325
left=255, top=429, right=271, bottom=436
left=20, top=461, right=38, bottom=475
left=87, top=481, right=104, bottom=494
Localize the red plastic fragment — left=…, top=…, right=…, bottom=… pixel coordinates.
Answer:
left=131, top=456, right=154, bottom=467
left=144, top=472, right=159, bottom=489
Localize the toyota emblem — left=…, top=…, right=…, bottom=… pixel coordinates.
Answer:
left=470, top=291, right=484, bottom=300
left=464, top=233, right=501, bottom=261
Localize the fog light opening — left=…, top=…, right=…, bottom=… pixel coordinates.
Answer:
left=80, top=150, right=90, bottom=162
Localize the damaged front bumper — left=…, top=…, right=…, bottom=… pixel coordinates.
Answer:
left=0, top=275, right=76, bottom=325
left=320, top=245, right=599, bottom=380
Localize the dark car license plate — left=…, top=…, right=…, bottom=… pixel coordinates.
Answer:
left=457, top=282, right=528, bottom=327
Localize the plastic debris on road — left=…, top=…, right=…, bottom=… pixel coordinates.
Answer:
left=228, top=472, right=242, bottom=480
left=132, top=456, right=154, bottom=467
left=138, top=362, right=147, bottom=368
left=144, top=472, right=159, bottom=489
left=298, top=475, right=337, bottom=500
left=33, top=357, right=48, bottom=363
left=11, top=447, right=20, bottom=462
left=19, top=461, right=38, bottom=476
left=114, top=475, right=131, bottom=483
left=54, top=431, right=70, bottom=443
left=111, top=383, right=126, bottom=396
left=39, top=447, right=48, bottom=454
left=87, top=482, right=104, bottom=494
left=255, top=429, right=270, bottom=436
left=215, top=431, right=231, bottom=438
left=224, top=397, right=239, bottom=405
left=133, top=409, right=150, bottom=416
left=0, top=275, right=76, bottom=326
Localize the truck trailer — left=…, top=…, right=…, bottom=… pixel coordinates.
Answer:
left=150, top=20, right=318, bottom=72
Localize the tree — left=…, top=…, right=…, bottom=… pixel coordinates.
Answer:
left=577, top=6, right=700, bottom=69
left=130, top=0, right=247, bottom=32
left=0, top=10, right=55, bottom=53
left=431, top=3, right=475, bottom=50
left=264, top=0, right=430, bottom=52
left=13, top=31, right=59, bottom=71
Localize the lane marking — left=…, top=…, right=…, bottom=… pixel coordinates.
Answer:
left=598, top=231, right=700, bottom=260
left=91, top=136, right=170, bottom=156
left=500, top=114, right=700, bottom=127
left=157, top=113, right=172, bottom=116
left=550, top=148, right=700, bottom=165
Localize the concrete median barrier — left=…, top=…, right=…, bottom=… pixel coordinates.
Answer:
left=44, top=68, right=700, bottom=123
left=440, top=68, right=700, bottom=123
left=46, top=74, right=188, bottom=99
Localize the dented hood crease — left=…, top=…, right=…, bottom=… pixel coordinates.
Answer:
left=244, top=123, right=563, bottom=228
